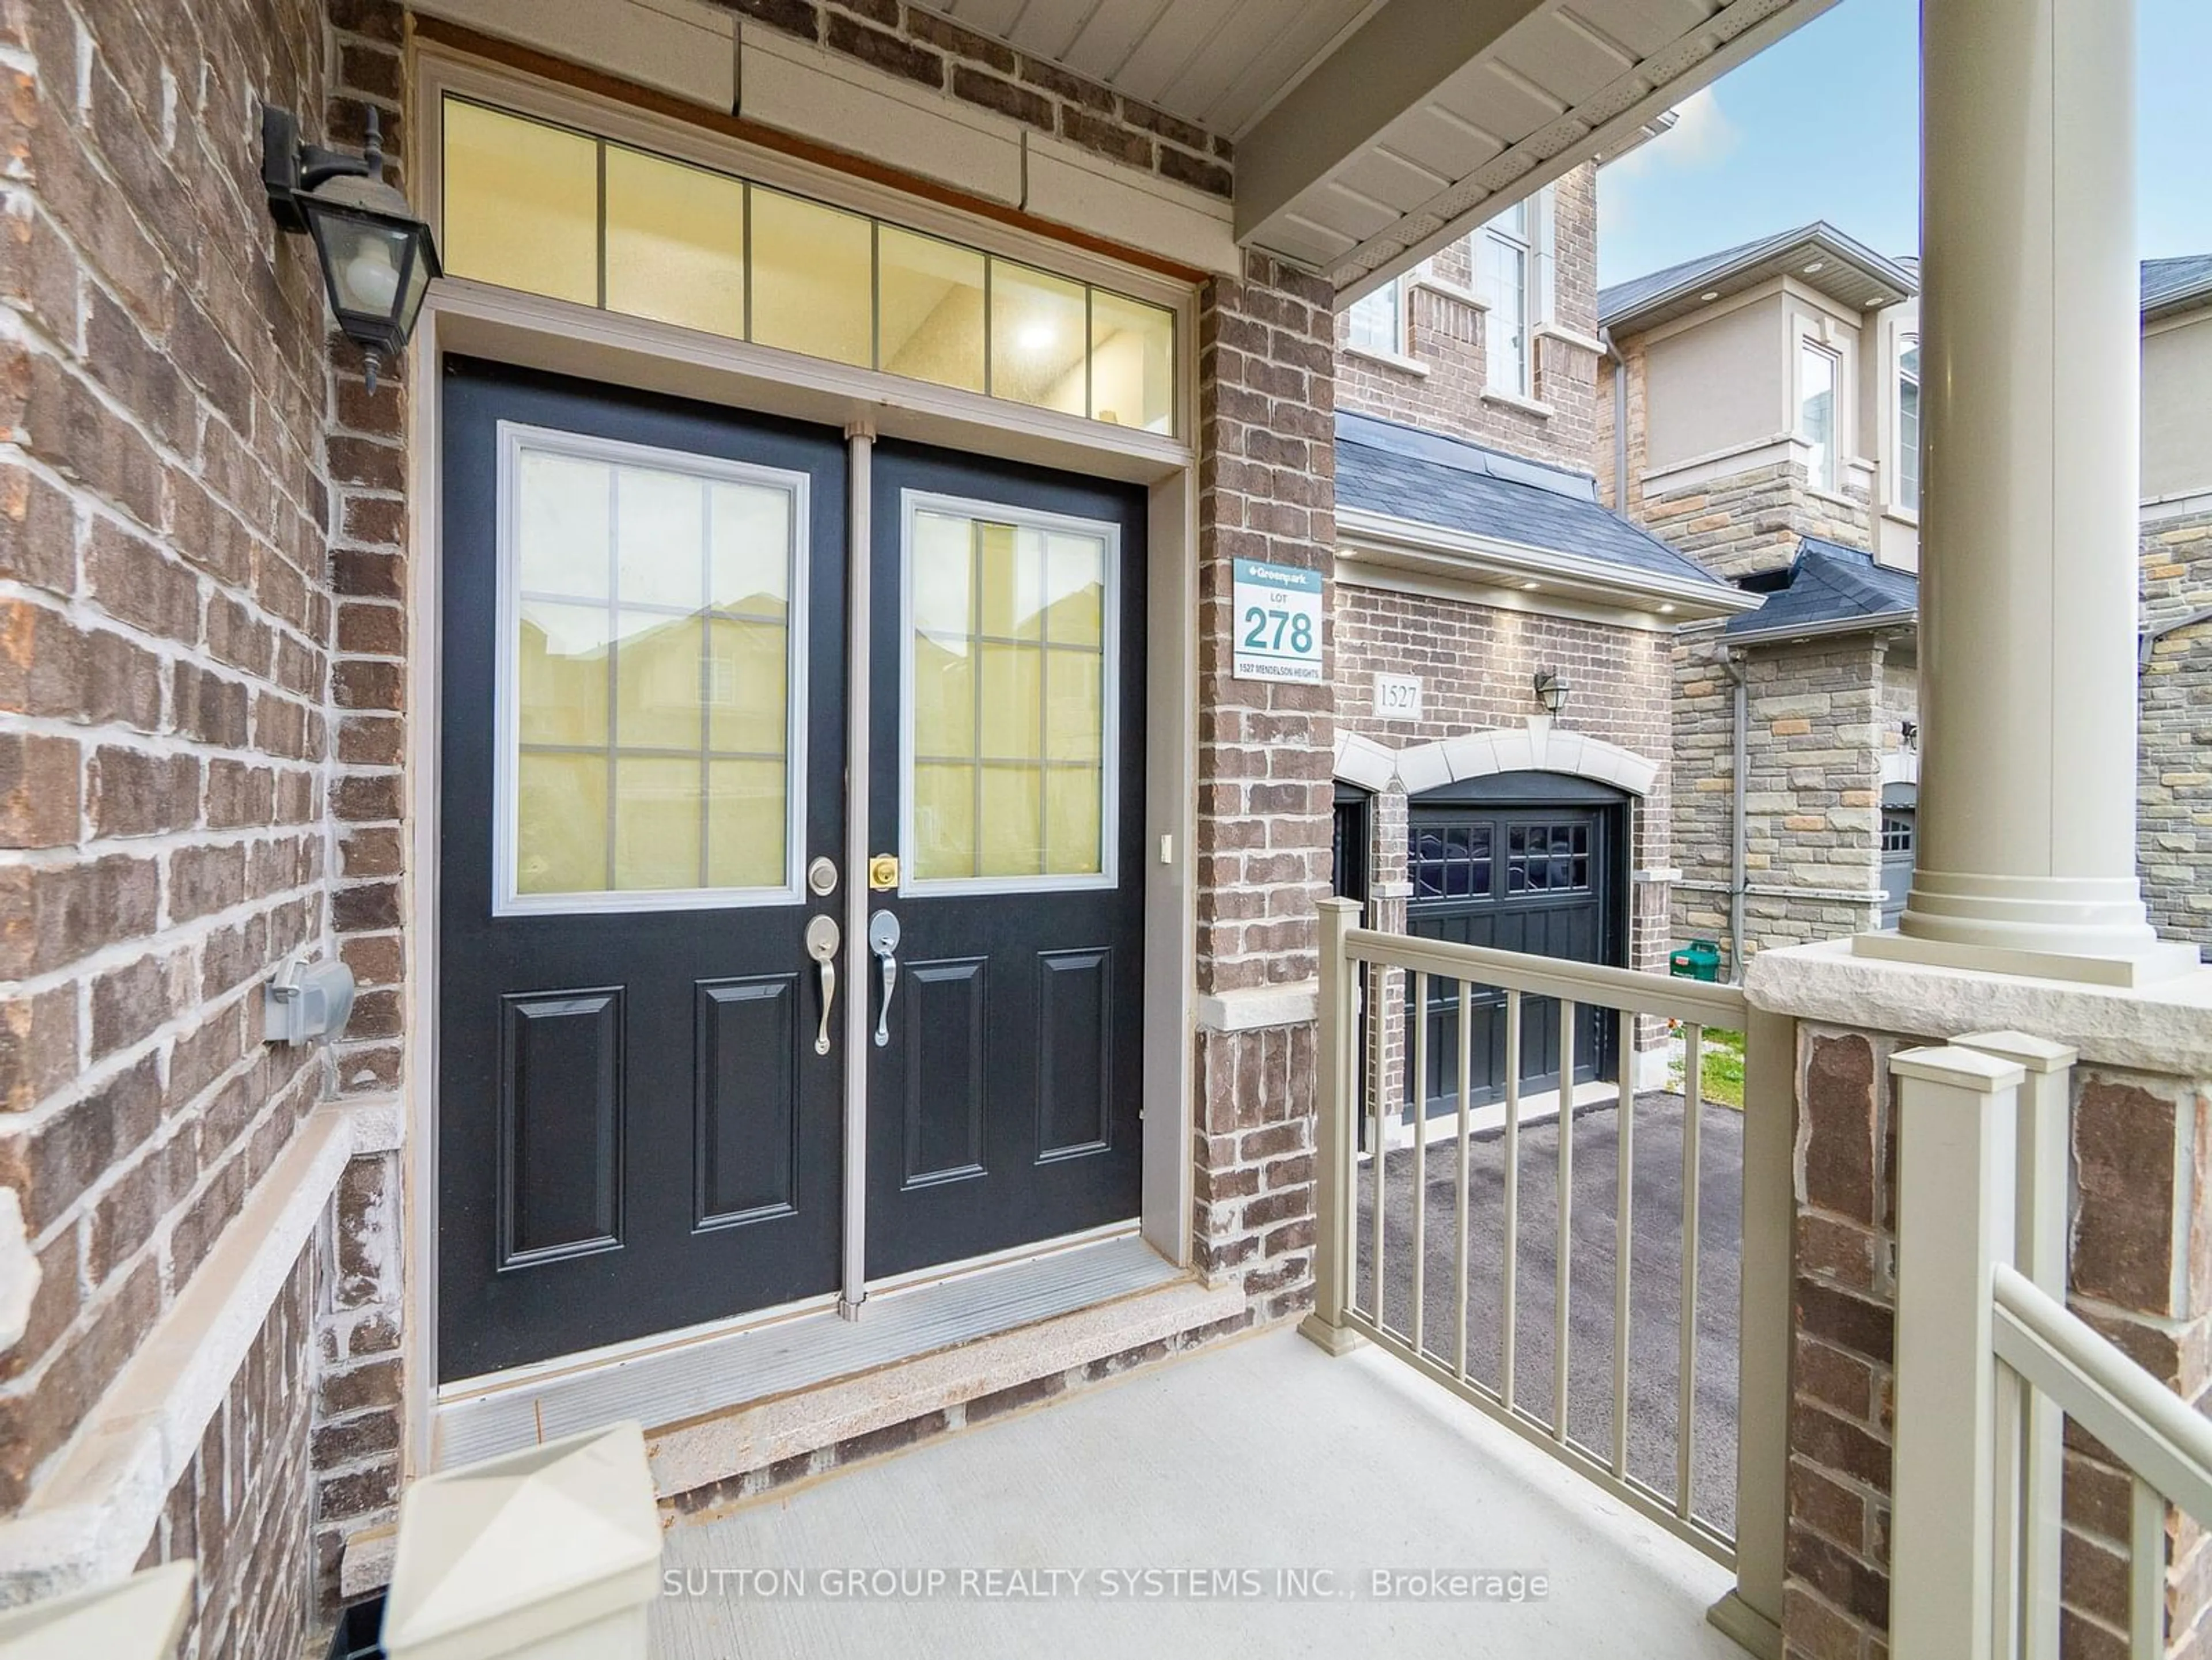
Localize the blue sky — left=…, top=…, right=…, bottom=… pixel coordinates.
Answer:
left=1597, top=0, right=2212, bottom=289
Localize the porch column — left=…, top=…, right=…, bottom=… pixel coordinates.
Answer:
left=1883, top=0, right=2188, bottom=982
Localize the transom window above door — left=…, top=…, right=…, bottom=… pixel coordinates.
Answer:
left=438, top=97, right=1179, bottom=436
left=904, top=496, right=1117, bottom=893
left=495, top=423, right=809, bottom=914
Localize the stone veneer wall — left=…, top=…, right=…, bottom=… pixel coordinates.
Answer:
left=1672, top=629, right=1889, bottom=968
left=1335, top=163, right=1599, bottom=473
left=2138, top=507, right=2212, bottom=950
left=1784, top=1026, right=2212, bottom=1659
left=1597, top=331, right=1874, bottom=580
left=1638, top=458, right=1874, bottom=584
left=0, top=0, right=378, bottom=1649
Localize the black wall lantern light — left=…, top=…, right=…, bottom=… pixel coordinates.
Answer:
left=1533, top=669, right=1571, bottom=716
left=262, top=104, right=440, bottom=392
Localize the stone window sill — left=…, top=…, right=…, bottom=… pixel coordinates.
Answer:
left=1482, top=387, right=1553, bottom=419
left=1344, top=343, right=1430, bottom=377
left=1410, top=274, right=1486, bottom=310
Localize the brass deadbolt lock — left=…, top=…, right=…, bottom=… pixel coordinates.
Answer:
left=868, top=853, right=900, bottom=890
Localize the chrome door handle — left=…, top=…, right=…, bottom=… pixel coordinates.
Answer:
left=868, top=910, right=902, bottom=1049
left=805, top=915, right=839, bottom=1057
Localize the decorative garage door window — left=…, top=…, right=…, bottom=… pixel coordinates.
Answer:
left=1505, top=822, right=1592, bottom=893
left=1411, top=825, right=1494, bottom=900
left=1883, top=812, right=1915, bottom=853
left=904, top=495, right=1118, bottom=892
left=494, top=423, right=809, bottom=913
left=439, top=96, right=1178, bottom=435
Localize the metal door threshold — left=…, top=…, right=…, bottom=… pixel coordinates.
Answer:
left=433, top=1231, right=1180, bottom=1469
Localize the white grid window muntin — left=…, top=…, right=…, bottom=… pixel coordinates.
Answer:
left=493, top=422, right=811, bottom=916
left=900, top=491, right=1120, bottom=897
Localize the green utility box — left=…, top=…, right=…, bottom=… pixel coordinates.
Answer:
left=1669, top=939, right=1722, bottom=981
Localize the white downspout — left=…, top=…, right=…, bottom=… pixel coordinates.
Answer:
left=1728, top=650, right=1749, bottom=983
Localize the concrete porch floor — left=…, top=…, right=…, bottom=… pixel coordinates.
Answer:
left=652, top=1327, right=1743, bottom=1659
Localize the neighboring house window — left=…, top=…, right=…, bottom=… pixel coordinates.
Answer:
left=1897, top=336, right=1921, bottom=513
left=1799, top=341, right=1839, bottom=491
left=1346, top=281, right=1403, bottom=357
left=1478, top=199, right=1533, bottom=394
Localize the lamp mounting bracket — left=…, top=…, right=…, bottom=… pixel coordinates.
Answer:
left=262, top=104, right=376, bottom=234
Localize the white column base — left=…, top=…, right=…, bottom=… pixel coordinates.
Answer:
left=1853, top=927, right=2201, bottom=990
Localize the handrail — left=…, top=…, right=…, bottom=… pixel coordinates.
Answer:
left=1991, top=1264, right=2212, bottom=1528
left=1342, top=925, right=1751, bottom=1029
left=1305, top=899, right=1792, bottom=1654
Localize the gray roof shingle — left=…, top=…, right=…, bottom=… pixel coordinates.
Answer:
left=2144, top=255, right=2212, bottom=319
left=1334, top=412, right=1733, bottom=593
left=1597, top=222, right=1916, bottom=333
left=1723, top=536, right=1919, bottom=641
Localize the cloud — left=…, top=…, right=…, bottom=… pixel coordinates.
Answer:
left=1609, top=86, right=1741, bottom=178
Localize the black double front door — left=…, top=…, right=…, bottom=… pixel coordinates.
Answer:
left=438, top=362, right=1144, bottom=1381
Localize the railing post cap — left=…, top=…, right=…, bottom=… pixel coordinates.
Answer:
left=1317, top=896, right=1361, bottom=915
left=1953, top=1029, right=2079, bottom=1074
left=1890, top=1044, right=2027, bottom=1094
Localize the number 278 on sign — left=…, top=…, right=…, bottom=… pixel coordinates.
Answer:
left=1230, top=558, right=1324, bottom=684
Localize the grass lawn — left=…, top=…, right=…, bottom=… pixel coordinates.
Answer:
left=1669, top=1025, right=1747, bottom=1109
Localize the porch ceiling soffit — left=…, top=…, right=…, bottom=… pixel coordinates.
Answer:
left=1228, top=0, right=1845, bottom=301
left=1335, top=720, right=1658, bottom=798
left=410, top=1, right=1844, bottom=298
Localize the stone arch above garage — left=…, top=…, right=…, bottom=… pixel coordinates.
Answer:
left=1333, top=719, right=1660, bottom=799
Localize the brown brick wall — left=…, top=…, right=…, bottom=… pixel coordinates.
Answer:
left=309, top=2, right=412, bottom=1600
left=0, top=0, right=416, bottom=1639
left=1190, top=251, right=1336, bottom=1313
left=0, top=0, right=335, bottom=1570
left=1335, top=586, right=1675, bottom=968
left=1336, top=163, right=1600, bottom=473
left=714, top=0, right=1232, bottom=198
left=1785, top=1028, right=2212, bottom=1659
left=140, top=1241, right=319, bottom=1660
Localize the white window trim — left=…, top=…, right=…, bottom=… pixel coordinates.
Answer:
left=1796, top=338, right=1843, bottom=494
left=491, top=420, right=813, bottom=917
left=1893, top=331, right=1922, bottom=521
left=1475, top=188, right=1550, bottom=399
left=897, top=489, right=1122, bottom=899
left=1344, top=276, right=1412, bottom=363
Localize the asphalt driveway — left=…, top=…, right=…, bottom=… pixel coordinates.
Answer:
left=1353, top=1094, right=1743, bottom=1533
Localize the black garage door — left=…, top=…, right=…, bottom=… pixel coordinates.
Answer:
left=1405, top=772, right=1626, bottom=1116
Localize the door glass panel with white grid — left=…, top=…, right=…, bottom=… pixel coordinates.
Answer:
left=499, top=429, right=808, bottom=913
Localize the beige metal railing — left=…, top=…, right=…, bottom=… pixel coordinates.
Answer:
left=1891, top=1036, right=2212, bottom=1659
left=1304, top=897, right=1792, bottom=1655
